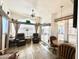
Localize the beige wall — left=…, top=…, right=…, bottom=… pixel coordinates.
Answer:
left=35, top=0, right=73, bottom=23
left=0, top=15, right=2, bottom=50
left=51, top=14, right=58, bottom=37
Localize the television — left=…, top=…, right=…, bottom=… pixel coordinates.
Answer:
left=73, top=0, right=78, bottom=28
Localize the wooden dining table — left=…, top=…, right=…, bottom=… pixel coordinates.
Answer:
left=53, top=40, right=76, bottom=59
left=53, top=40, right=65, bottom=46
left=53, top=40, right=76, bottom=47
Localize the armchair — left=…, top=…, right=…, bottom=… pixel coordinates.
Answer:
left=32, top=33, right=40, bottom=43
left=15, top=33, right=26, bottom=47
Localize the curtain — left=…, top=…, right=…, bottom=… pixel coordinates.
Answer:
left=14, top=23, right=20, bottom=35
left=35, top=17, right=41, bottom=33
left=35, top=24, right=39, bottom=33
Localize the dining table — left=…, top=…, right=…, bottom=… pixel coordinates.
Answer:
left=53, top=40, right=65, bottom=46
left=53, top=40, right=76, bottom=59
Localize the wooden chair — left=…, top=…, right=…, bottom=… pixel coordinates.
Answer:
left=59, top=44, right=76, bottom=59
left=49, top=36, right=58, bottom=47
left=49, top=36, right=58, bottom=54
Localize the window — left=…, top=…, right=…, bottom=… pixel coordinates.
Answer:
left=18, top=24, right=35, bottom=38
left=2, top=16, right=9, bottom=34
left=41, top=26, right=51, bottom=44
left=57, top=21, right=65, bottom=41
left=57, top=18, right=77, bottom=45
left=68, top=19, right=77, bottom=44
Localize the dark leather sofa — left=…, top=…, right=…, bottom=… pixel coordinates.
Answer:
left=15, top=33, right=26, bottom=47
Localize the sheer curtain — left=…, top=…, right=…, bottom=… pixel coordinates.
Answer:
left=9, top=23, right=16, bottom=37
left=14, top=23, right=20, bottom=35
left=41, top=26, right=51, bottom=44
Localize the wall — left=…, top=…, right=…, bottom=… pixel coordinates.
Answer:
left=0, top=15, right=2, bottom=50
left=35, top=0, right=73, bottom=23
left=51, top=14, right=58, bottom=37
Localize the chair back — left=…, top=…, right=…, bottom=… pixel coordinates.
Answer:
left=33, top=33, right=38, bottom=38
left=15, top=33, right=25, bottom=40
left=59, top=44, right=76, bottom=59
left=50, top=36, right=57, bottom=44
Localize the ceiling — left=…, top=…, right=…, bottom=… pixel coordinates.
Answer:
left=1, top=0, right=73, bottom=23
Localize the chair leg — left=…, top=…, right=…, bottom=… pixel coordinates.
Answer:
left=52, top=47, right=57, bottom=54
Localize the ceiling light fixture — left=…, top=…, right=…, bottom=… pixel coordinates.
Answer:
left=31, top=9, right=35, bottom=17
left=60, top=5, right=64, bottom=18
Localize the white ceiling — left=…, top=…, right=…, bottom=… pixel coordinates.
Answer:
left=1, top=0, right=73, bottom=23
